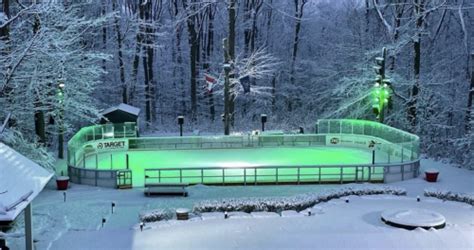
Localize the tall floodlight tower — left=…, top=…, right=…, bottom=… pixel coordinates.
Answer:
left=57, top=78, right=65, bottom=159
left=372, top=47, right=393, bottom=123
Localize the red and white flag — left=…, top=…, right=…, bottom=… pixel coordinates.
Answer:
left=204, top=73, right=216, bottom=93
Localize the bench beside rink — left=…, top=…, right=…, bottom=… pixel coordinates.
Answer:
left=144, top=183, right=189, bottom=197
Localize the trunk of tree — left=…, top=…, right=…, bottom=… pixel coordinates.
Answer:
left=407, top=0, right=424, bottom=130
left=242, top=0, right=262, bottom=117
left=204, top=5, right=215, bottom=121
left=112, top=0, right=127, bottom=104
left=365, top=0, right=369, bottom=38
left=266, top=0, right=277, bottom=112
left=177, top=27, right=186, bottom=115
left=271, top=74, right=277, bottom=112
left=390, top=1, right=405, bottom=70
left=102, top=3, right=107, bottom=73
left=228, top=0, right=236, bottom=126
left=33, top=15, right=46, bottom=144
left=0, top=0, right=9, bottom=41
left=288, top=0, right=307, bottom=111
left=130, top=2, right=143, bottom=105
left=185, top=0, right=198, bottom=121
left=244, top=0, right=252, bottom=55
left=265, top=0, right=273, bottom=47
left=467, top=53, right=474, bottom=132
left=140, top=0, right=156, bottom=124
left=223, top=38, right=231, bottom=135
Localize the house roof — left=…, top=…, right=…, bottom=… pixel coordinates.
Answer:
left=0, top=142, right=54, bottom=222
left=100, top=103, right=141, bottom=117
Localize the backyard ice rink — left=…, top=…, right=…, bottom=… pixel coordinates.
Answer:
left=81, top=146, right=390, bottom=187
left=4, top=158, right=474, bottom=250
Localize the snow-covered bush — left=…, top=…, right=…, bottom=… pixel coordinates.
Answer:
left=0, top=129, right=55, bottom=171
left=194, top=185, right=406, bottom=213
left=139, top=209, right=173, bottom=223
left=424, top=189, right=474, bottom=206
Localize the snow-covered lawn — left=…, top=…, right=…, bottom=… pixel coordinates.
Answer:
left=5, top=158, right=474, bottom=249
left=51, top=195, right=473, bottom=250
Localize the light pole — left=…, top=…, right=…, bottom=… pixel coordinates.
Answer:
left=177, top=116, right=184, bottom=137
left=261, top=114, right=267, bottom=132
left=57, top=79, right=65, bottom=159
left=372, top=47, right=392, bottom=123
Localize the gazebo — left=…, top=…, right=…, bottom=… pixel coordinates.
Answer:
left=0, top=142, right=53, bottom=250
left=99, top=103, right=141, bottom=125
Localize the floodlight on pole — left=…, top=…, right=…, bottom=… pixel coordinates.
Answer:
left=371, top=47, right=392, bottom=123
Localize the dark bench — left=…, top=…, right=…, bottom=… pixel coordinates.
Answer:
left=144, top=183, right=189, bottom=197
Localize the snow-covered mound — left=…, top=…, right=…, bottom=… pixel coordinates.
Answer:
left=194, top=185, right=406, bottom=213
left=381, top=208, right=446, bottom=229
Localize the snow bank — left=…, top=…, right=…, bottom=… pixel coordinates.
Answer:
left=424, top=188, right=474, bottom=206
left=193, top=185, right=406, bottom=213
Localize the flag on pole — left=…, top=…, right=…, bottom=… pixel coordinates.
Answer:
left=204, top=73, right=216, bottom=93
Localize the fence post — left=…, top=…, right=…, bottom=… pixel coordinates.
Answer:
left=318, top=167, right=321, bottom=184
left=368, top=166, right=372, bottom=181
left=180, top=169, right=183, bottom=183
left=401, top=165, right=405, bottom=181
left=222, top=169, right=225, bottom=185
left=355, top=167, right=358, bottom=182
left=340, top=167, right=343, bottom=184
left=244, top=168, right=247, bottom=185
left=297, top=167, right=300, bottom=184
left=201, top=169, right=204, bottom=183
left=110, top=154, right=113, bottom=169
left=401, top=147, right=404, bottom=162
left=276, top=168, right=279, bottom=184
left=126, top=154, right=129, bottom=170
left=383, top=166, right=387, bottom=183
left=254, top=168, right=257, bottom=185
left=96, top=154, right=98, bottom=169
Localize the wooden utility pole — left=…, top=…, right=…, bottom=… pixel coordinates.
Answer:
left=223, top=38, right=231, bottom=135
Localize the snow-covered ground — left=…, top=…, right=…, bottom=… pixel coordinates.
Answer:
left=4, top=157, right=474, bottom=249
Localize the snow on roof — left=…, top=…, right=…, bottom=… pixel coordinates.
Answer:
left=0, top=142, right=53, bottom=222
left=100, top=103, right=141, bottom=116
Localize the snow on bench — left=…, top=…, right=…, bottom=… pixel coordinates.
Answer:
left=144, top=183, right=189, bottom=197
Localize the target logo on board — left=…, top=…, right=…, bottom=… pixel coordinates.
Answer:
left=97, top=142, right=104, bottom=149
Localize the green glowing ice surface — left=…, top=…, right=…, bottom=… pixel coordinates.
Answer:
left=82, top=147, right=387, bottom=187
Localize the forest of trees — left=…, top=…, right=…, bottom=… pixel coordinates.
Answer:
left=0, top=0, right=472, bottom=168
